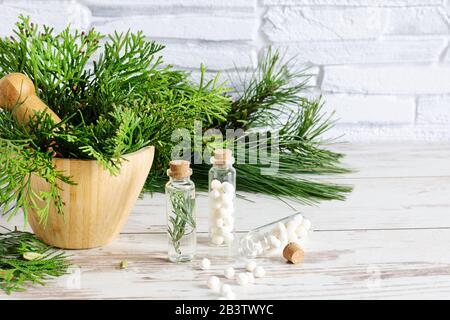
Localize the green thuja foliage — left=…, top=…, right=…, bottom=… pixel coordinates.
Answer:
left=0, top=228, right=70, bottom=294
left=0, top=16, right=351, bottom=225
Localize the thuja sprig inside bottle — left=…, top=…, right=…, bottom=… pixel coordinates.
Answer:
left=208, top=149, right=236, bottom=247
left=166, top=160, right=197, bottom=263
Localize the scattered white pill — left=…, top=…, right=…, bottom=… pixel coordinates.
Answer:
left=236, top=273, right=249, bottom=286
left=211, top=179, right=222, bottom=191
left=222, top=181, right=235, bottom=194
left=224, top=267, right=235, bottom=279
left=302, top=218, right=311, bottom=231
left=207, top=276, right=221, bottom=291
left=224, top=291, right=236, bottom=300
left=221, top=284, right=232, bottom=296
left=254, top=266, right=266, bottom=278
left=246, top=272, right=255, bottom=284
left=211, top=235, right=224, bottom=245
left=296, top=226, right=308, bottom=239
left=246, top=260, right=257, bottom=272
left=200, top=258, right=211, bottom=270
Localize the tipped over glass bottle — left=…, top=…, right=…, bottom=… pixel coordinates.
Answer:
left=208, top=149, right=236, bottom=247
left=237, top=212, right=312, bottom=258
left=166, top=160, right=197, bottom=263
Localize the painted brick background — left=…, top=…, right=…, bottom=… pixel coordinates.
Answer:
left=1, top=0, right=450, bottom=141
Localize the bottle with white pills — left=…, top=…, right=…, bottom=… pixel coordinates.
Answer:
left=208, top=149, right=236, bottom=247
left=237, top=212, right=311, bottom=258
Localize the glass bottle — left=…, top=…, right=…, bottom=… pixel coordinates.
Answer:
left=208, top=149, right=236, bottom=247
left=237, top=212, right=311, bottom=258
left=166, top=160, right=196, bottom=262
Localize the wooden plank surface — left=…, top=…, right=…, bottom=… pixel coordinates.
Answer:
left=2, top=142, right=450, bottom=299
left=2, top=230, right=450, bottom=299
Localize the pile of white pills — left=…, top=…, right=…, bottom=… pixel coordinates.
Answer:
left=267, top=214, right=311, bottom=255
left=209, top=179, right=235, bottom=246
left=203, top=259, right=266, bottom=299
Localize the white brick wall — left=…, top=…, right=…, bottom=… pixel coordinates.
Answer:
left=1, top=0, right=450, bottom=141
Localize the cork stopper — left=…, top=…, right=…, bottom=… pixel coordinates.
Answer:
left=212, top=149, right=233, bottom=167
left=283, top=242, right=305, bottom=264
left=167, top=160, right=192, bottom=179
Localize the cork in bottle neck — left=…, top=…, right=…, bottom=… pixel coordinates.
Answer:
left=212, top=149, right=234, bottom=168
left=167, top=160, right=192, bottom=179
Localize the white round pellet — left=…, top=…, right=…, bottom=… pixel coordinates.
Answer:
left=253, top=266, right=266, bottom=278
left=224, top=267, right=235, bottom=279
left=296, top=226, right=308, bottom=239
left=236, top=273, right=249, bottom=286
left=211, top=179, right=222, bottom=191
left=207, top=276, right=221, bottom=291
left=209, top=190, right=221, bottom=200
left=210, top=226, right=221, bottom=236
left=211, top=235, right=224, bottom=245
left=221, top=224, right=233, bottom=233
left=269, top=235, right=282, bottom=248
left=277, top=222, right=287, bottom=233
left=293, top=214, right=304, bottom=224
left=302, top=218, right=311, bottom=231
left=223, top=231, right=234, bottom=244
left=221, top=284, right=232, bottom=296
left=246, top=260, right=257, bottom=272
left=221, top=197, right=234, bottom=210
left=286, top=220, right=300, bottom=232
left=200, top=258, right=211, bottom=270
left=219, top=207, right=232, bottom=218
left=287, top=229, right=298, bottom=242
left=246, top=272, right=255, bottom=284
left=221, top=192, right=234, bottom=204
left=209, top=199, right=221, bottom=210
left=254, top=242, right=264, bottom=255
left=223, top=215, right=235, bottom=227
left=277, top=222, right=288, bottom=242
left=222, top=182, right=235, bottom=195
left=286, top=220, right=298, bottom=241
left=224, top=291, right=236, bottom=300
left=271, top=227, right=280, bottom=239
left=215, top=218, right=224, bottom=228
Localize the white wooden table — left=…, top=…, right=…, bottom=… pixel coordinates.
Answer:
left=2, top=143, right=450, bottom=299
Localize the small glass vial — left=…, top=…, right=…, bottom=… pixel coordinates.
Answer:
left=208, top=149, right=236, bottom=247
left=166, top=160, right=197, bottom=263
left=238, top=212, right=311, bottom=258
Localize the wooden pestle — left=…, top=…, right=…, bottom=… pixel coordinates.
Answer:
left=0, top=73, right=61, bottom=125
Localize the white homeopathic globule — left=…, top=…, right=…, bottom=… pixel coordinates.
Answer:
left=200, top=258, right=211, bottom=270
left=207, top=276, right=221, bottom=291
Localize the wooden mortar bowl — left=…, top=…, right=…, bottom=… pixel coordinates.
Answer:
left=28, top=146, right=155, bottom=249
